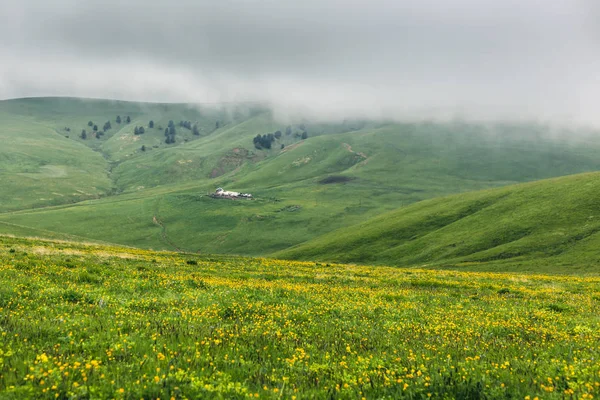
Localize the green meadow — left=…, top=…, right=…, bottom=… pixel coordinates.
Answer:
left=0, top=235, right=598, bottom=399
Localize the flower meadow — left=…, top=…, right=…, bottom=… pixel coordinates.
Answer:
left=0, top=236, right=599, bottom=399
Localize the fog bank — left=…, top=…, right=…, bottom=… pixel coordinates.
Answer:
left=1, top=0, right=599, bottom=125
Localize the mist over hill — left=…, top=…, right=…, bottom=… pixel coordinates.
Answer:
left=2, top=0, right=600, bottom=126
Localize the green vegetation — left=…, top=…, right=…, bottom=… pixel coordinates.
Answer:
left=0, top=109, right=111, bottom=212
left=0, top=235, right=598, bottom=399
left=276, top=172, right=600, bottom=273
left=3, top=96, right=600, bottom=399
left=0, top=97, right=245, bottom=211
left=3, top=97, right=600, bottom=261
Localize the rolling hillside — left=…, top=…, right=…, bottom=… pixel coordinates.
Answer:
left=3, top=97, right=600, bottom=257
left=275, top=172, right=600, bottom=273
left=0, top=97, right=246, bottom=211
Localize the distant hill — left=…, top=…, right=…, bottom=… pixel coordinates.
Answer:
left=0, top=97, right=263, bottom=211
left=3, top=97, right=600, bottom=258
left=275, top=172, right=600, bottom=273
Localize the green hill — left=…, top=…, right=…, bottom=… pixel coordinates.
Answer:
left=275, top=172, right=600, bottom=273
left=0, top=102, right=111, bottom=211
left=3, top=97, right=600, bottom=257
left=0, top=97, right=245, bottom=211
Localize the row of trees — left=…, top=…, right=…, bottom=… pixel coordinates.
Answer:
left=178, top=120, right=201, bottom=135
left=80, top=129, right=104, bottom=140
left=80, top=119, right=115, bottom=140
left=165, top=130, right=176, bottom=143
left=115, top=116, right=131, bottom=124
left=253, top=133, right=277, bottom=149
left=136, top=121, right=156, bottom=133
left=78, top=117, right=223, bottom=143
left=84, top=120, right=113, bottom=132
left=253, top=128, right=307, bottom=149
left=165, top=135, right=176, bottom=144
left=165, top=120, right=177, bottom=144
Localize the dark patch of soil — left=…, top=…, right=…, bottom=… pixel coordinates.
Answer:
left=319, top=175, right=355, bottom=184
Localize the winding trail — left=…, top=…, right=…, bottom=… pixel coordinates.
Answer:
left=152, top=213, right=183, bottom=252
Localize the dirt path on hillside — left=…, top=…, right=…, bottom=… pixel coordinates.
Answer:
left=342, top=143, right=368, bottom=158
left=342, top=143, right=369, bottom=167
left=152, top=214, right=183, bottom=252
left=281, top=141, right=304, bottom=153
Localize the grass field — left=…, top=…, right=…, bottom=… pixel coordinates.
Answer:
left=0, top=109, right=112, bottom=212
left=0, top=235, right=598, bottom=399
left=4, top=97, right=600, bottom=257
left=276, top=172, right=600, bottom=272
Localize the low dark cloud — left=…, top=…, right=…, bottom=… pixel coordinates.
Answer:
left=1, top=0, right=599, bottom=124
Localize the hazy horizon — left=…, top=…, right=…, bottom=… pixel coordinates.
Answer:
left=2, top=0, right=599, bottom=125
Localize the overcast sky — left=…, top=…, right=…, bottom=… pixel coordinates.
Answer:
left=1, top=0, right=599, bottom=124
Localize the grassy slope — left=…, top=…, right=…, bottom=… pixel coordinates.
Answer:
left=275, top=172, right=600, bottom=273
left=0, top=235, right=599, bottom=399
left=110, top=112, right=277, bottom=191
left=0, top=109, right=111, bottom=211
left=4, top=98, right=600, bottom=258
left=0, top=97, right=247, bottom=211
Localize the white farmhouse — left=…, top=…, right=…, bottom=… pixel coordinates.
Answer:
left=214, top=188, right=252, bottom=199
left=216, top=187, right=239, bottom=197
